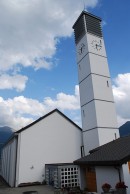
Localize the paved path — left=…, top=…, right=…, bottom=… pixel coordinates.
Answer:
left=0, top=175, right=54, bottom=194
left=0, top=176, right=8, bottom=188
left=0, top=185, right=54, bottom=194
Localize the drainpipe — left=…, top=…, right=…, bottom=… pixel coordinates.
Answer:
left=81, top=130, right=85, bottom=157
left=114, top=166, right=121, bottom=182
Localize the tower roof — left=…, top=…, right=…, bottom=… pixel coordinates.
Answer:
left=72, top=11, right=102, bottom=29
left=72, top=11, right=102, bottom=44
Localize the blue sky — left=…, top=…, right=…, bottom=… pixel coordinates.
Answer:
left=0, top=0, right=130, bottom=130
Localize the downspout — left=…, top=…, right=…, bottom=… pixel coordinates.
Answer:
left=15, top=132, right=21, bottom=187
left=114, top=166, right=121, bottom=182
left=81, top=130, right=85, bottom=157
left=14, top=134, right=18, bottom=187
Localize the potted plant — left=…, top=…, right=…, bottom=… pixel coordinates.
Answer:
left=102, top=183, right=111, bottom=193
left=115, top=182, right=128, bottom=194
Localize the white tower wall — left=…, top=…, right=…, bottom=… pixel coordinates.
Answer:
left=73, top=12, right=119, bottom=154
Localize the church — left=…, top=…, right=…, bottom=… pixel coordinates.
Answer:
left=1, top=11, right=130, bottom=194
left=1, top=109, right=82, bottom=187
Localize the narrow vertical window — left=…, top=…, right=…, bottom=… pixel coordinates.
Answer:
left=107, top=80, right=109, bottom=87
left=83, top=110, right=85, bottom=117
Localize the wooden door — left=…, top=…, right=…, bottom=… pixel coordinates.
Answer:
left=86, top=167, right=97, bottom=192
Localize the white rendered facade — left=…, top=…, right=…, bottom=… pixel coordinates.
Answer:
left=96, top=166, right=123, bottom=193
left=73, top=12, right=119, bottom=155
left=1, top=137, right=17, bottom=187
left=122, top=163, right=130, bottom=194
left=1, top=109, right=82, bottom=187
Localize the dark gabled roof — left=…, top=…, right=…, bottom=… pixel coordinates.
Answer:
left=16, top=109, right=82, bottom=133
left=74, top=135, right=130, bottom=166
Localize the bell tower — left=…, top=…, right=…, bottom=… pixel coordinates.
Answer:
left=73, top=11, right=119, bottom=155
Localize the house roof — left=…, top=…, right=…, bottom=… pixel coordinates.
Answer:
left=16, top=109, right=82, bottom=133
left=74, top=135, right=130, bottom=166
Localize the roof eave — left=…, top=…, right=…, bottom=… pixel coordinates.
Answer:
left=74, top=160, right=122, bottom=166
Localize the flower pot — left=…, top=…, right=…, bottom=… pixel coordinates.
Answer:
left=116, top=188, right=126, bottom=194
left=102, top=187, right=110, bottom=193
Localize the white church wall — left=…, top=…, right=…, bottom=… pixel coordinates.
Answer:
left=122, top=163, right=130, bottom=194
left=75, top=12, right=119, bottom=155
left=79, top=74, right=114, bottom=106
left=16, top=111, right=82, bottom=186
left=78, top=56, right=110, bottom=83
left=89, top=54, right=110, bottom=77
left=79, top=166, right=87, bottom=190
left=96, top=166, right=121, bottom=193
left=81, top=102, right=97, bottom=131
left=92, top=75, right=114, bottom=102
left=83, top=129, right=99, bottom=154
left=78, top=55, right=91, bottom=83
left=98, top=128, right=120, bottom=146
left=1, top=137, right=17, bottom=187
left=95, top=100, right=118, bottom=128
left=79, top=76, right=94, bottom=106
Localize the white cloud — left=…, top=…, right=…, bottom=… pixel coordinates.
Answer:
left=0, top=0, right=99, bottom=92
left=0, top=0, right=100, bottom=128
left=0, top=74, right=28, bottom=91
left=102, top=20, right=107, bottom=27
left=0, top=71, right=130, bottom=130
left=113, top=73, right=130, bottom=127
left=0, top=0, right=99, bottom=73
left=1, top=1, right=129, bottom=130
left=0, top=85, right=80, bottom=130
left=44, top=85, right=80, bottom=111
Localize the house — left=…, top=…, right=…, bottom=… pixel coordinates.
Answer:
left=74, top=135, right=130, bottom=193
left=1, top=109, right=82, bottom=187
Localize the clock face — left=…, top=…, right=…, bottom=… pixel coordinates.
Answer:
left=91, top=39, right=102, bottom=51
left=78, top=43, right=85, bottom=55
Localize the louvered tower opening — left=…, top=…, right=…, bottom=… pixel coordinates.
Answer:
left=73, top=15, right=86, bottom=44
left=73, top=11, right=103, bottom=44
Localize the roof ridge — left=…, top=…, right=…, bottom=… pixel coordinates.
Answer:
left=16, top=108, right=82, bottom=134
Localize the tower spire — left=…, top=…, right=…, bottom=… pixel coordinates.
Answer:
left=82, top=0, right=86, bottom=11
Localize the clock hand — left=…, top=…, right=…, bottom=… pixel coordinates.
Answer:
left=97, top=44, right=102, bottom=47
left=81, top=47, right=83, bottom=53
left=96, top=43, right=102, bottom=48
